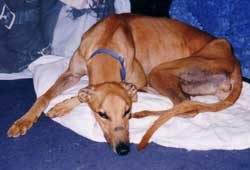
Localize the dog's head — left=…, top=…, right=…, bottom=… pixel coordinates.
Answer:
left=78, top=82, right=137, bottom=155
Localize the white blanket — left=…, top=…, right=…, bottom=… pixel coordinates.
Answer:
left=29, top=55, right=250, bottom=150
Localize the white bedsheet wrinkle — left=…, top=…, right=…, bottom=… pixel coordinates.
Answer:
left=0, top=69, right=32, bottom=80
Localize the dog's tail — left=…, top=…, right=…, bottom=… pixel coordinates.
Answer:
left=138, top=61, right=242, bottom=150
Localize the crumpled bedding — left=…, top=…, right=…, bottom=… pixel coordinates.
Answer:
left=28, top=55, right=250, bottom=150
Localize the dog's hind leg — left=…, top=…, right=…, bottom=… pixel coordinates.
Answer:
left=7, top=49, right=86, bottom=137
left=132, top=68, right=191, bottom=118
left=149, top=69, right=190, bottom=105
left=133, top=56, right=232, bottom=119
left=136, top=39, right=242, bottom=150
left=134, top=39, right=236, bottom=119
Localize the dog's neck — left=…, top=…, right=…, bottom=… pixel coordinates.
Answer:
left=87, top=53, right=123, bottom=85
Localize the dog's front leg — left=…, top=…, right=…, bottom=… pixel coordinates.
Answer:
left=7, top=49, right=86, bottom=137
left=7, top=72, right=81, bottom=137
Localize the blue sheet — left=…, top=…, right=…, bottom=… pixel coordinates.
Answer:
left=0, top=79, right=250, bottom=170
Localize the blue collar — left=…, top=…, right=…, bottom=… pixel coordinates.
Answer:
left=90, top=49, right=126, bottom=81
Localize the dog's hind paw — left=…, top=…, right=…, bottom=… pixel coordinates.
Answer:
left=132, top=111, right=150, bottom=118
left=132, top=110, right=161, bottom=118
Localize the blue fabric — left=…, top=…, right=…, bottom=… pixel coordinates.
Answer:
left=90, top=49, right=126, bottom=80
left=169, top=0, right=250, bottom=79
left=0, top=79, right=250, bottom=170
left=0, top=0, right=61, bottom=73
left=40, top=0, right=63, bottom=45
left=0, top=1, right=15, bottom=29
left=0, top=0, right=45, bottom=73
left=0, top=0, right=116, bottom=73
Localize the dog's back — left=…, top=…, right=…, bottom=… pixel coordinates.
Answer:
left=82, top=14, right=216, bottom=74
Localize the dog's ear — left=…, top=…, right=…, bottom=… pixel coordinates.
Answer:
left=78, top=86, right=95, bottom=103
left=121, top=82, right=138, bottom=102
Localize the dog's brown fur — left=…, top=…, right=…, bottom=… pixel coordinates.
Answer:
left=7, top=14, right=242, bottom=153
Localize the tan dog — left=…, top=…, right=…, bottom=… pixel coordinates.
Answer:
left=7, top=14, right=242, bottom=155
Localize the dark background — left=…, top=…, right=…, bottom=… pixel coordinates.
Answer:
left=130, top=0, right=172, bottom=17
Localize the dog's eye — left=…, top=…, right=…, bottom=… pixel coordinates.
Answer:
left=123, top=108, right=131, bottom=117
left=98, top=112, right=109, bottom=120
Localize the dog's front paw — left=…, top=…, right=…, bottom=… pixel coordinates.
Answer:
left=47, top=97, right=81, bottom=118
left=46, top=101, right=72, bottom=118
left=47, top=103, right=69, bottom=118
left=7, top=118, right=35, bottom=137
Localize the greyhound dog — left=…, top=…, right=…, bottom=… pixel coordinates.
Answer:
left=8, top=14, right=242, bottom=155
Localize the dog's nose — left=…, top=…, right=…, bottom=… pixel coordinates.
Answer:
left=116, top=143, right=130, bottom=156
